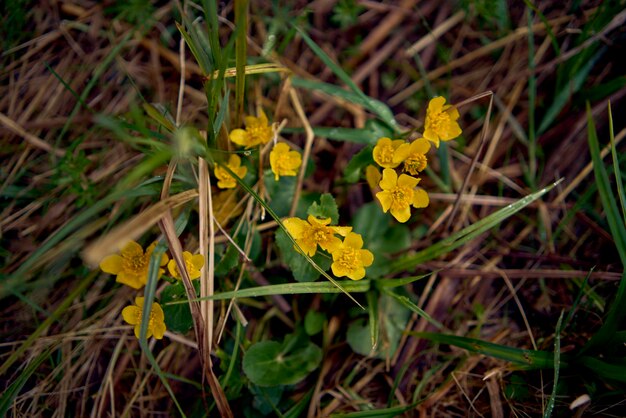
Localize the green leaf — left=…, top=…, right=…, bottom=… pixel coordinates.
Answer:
left=307, top=193, right=340, bottom=224
left=264, top=170, right=297, bottom=218
left=343, top=145, right=374, bottom=183
left=242, top=335, right=322, bottom=386
left=160, top=282, right=194, bottom=334
left=347, top=293, right=410, bottom=359
left=304, top=310, right=325, bottom=336
left=275, top=229, right=332, bottom=282
left=0, top=348, right=52, bottom=416
left=330, top=404, right=417, bottom=418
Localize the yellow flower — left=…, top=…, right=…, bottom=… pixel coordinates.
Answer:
left=402, top=138, right=430, bottom=176
left=100, top=241, right=168, bottom=289
left=214, top=154, right=247, bottom=189
left=229, top=109, right=273, bottom=148
left=283, top=215, right=352, bottom=257
left=330, top=232, right=374, bottom=281
left=167, top=251, right=205, bottom=280
left=270, top=142, right=302, bottom=180
left=122, top=297, right=166, bottom=340
left=376, top=168, right=429, bottom=223
left=372, top=137, right=410, bottom=169
left=423, top=96, right=462, bottom=148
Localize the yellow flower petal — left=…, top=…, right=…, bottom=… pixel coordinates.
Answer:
left=397, top=173, right=420, bottom=189
left=391, top=205, right=411, bottom=223
left=392, top=143, right=411, bottom=164
left=347, top=267, right=366, bottom=281
left=376, top=190, right=392, bottom=212
left=360, top=249, right=374, bottom=267
left=191, top=254, right=205, bottom=270
left=116, top=272, right=144, bottom=289
left=411, top=137, right=430, bottom=154
left=413, top=188, right=429, bottom=208
left=283, top=217, right=307, bottom=238
left=379, top=168, right=397, bottom=190
left=428, top=96, right=446, bottom=113
left=307, top=215, right=331, bottom=226
left=100, top=254, right=123, bottom=274
left=343, top=232, right=363, bottom=249
left=121, top=241, right=143, bottom=258
left=122, top=305, right=142, bottom=325
left=365, top=165, right=382, bottom=190
left=229, top=129, right=249, bottom=146
left=422, top=130, right=440, bottom=148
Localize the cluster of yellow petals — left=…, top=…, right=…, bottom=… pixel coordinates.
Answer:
left=270, top=142, right=302, bottom=180
left=167, top=251, right=205, bottom=280
left=372, top=137, right=410, bottom=169
left=330, top=232, right=374, bottom=281
left=423, top=96, right=462, bottom=148
left=283, top=216, right=373, bottom=280
left=99, top=241, right=168, bottom=289
left=122, top=297, right=166, bottom=340
left=376, top=169, right=429, bottom=223
left=229, top=109, right=273, bottom=148
left=283, top=215, right=352, bottom=256
left=214, top=154, right=247, bottom=189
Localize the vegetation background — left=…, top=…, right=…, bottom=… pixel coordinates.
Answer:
left=1, top=0, right=626, bottom=416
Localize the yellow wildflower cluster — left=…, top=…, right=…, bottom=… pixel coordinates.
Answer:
left=227, top=109, right=302, bottom=183
left=100, top=241, right=206, bottom=340
left=370, top=97, right=461, bottom=222
left=284, top=216, right=373, bottom=280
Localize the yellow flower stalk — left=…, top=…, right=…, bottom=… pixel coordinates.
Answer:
left=372, top=137, right=410, bottom=169
left=122, top=297, right=166, bottom=340
left=214, top=154, right=247, bottom=189
left=330, top=232, right=374, bottom=281
left=99, top=241, right=168, bottom=289
left=167, top=251, right=205, bottom=280
left=376, top=168, right=429, bottom=223
left=423, top=96, right=462, bottom=148
left=402, top=138, right=430, bottom=176
left=283, top=215, right=352, bottom=257
left=270, top=142, right=302, bottom=180
left=229, top=109, right=273, bottom=148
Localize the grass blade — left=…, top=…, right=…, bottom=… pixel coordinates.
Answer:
left=291, top=29, right=399, bottom=132
left=544, top=311, right=564, bottom=418
left=608, top=101, right=626, bottom=224
left=164, top=280, right=371, bottom=304
left=234, top=0, right=248, bottom=127
left=390, top=180, right=561, bottom=273
left=412, top=332, right=557, bottom=369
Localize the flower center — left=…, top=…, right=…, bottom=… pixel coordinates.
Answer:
left=391, top=186, right=413, bottom=208
left=275, top=153, right=293, bottom=172
left=336, top=248, right=359, bottom=270
left=404, top=154, right=427, bottom=175
left=377, top=144, right=395, bottom=165
left=428, top=113, right=450, bottom=131
left=124, top=255, right=147, bottom=274
left=248, top=125, right=272, bottom=145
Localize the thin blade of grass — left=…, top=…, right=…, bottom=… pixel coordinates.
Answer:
left=367, top=290, right=379, bottom=350
left=291, top=30, right=399, bottom=131
left=390, top=180, right=561, bottom=273
left=608, top=101, right=626, bottom=224
left=544, top=310, right=564, bottom=418
left=290, top=77, right=397, bottom=130
left=0, top=347, right=53, bottom=416
left=329, top=403, right=417, bottom=417
left=0, top=271, right=96, bottom=376
left=411, top=332, right=558, bottom=369
left=164, top=280, right=371, bottom=305
left=136, top=242, right=186, bottom=417
left=582, top=103, right=626, bottom=353
left=234, top=0, right=248, bottom=127
left=380, top=287, right=443, bottom=330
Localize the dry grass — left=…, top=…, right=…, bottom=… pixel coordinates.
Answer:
left=1, top=0, right=625, bottom=416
